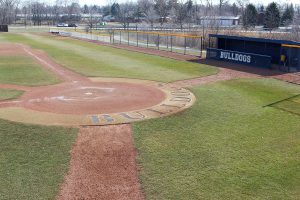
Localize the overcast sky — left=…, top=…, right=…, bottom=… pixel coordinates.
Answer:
left=42, top=0, right=300, bottom=6
left=77, top=0, right=299, bottom=6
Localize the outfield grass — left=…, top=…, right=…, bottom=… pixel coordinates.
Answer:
left=0, top=89, right=24, bottom=101
left=0, top=119, right=77, bottom=200
left=0, top=55, right=60, bottom=86
left=2, top=33, right=217, bottom=82
left=133, top=78, right=300, bottom=200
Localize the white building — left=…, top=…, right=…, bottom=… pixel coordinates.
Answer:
left=198, top=16, right=240, bottom=27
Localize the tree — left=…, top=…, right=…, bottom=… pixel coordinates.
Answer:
left=83, top=4, right=88, bottom=14
left=0, top=0, right=19, bottom=24
left=242, top=4, right=257, bottom=29
left=264, top=2, right=280, bottom=30
left=86, top=5, right=100, bottom=28
left=231, top=3, right=239, bottom=16
left=118, top=2, right=135, bottom=28
left=218, top=0, right=228, bottom=16
left=138, top=0, right=157, bottom=27
left=154, top=0, right=170, bottom=26
left=174, top=0, right=188, bottom=29
left=111, top=3, right=120, bottom=17
left=257, top=6, right=265, bottom=26
left=31, top=2, right=45, bottom=26
left=186, top=0, right=193, bottom=25
left=281, top=4, right=294, bottom=26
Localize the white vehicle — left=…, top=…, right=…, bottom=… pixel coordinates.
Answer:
left=57, top=23, right=69, bottom=27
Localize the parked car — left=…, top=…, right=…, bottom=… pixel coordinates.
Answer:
left=68, top=24, right=77, bottom=27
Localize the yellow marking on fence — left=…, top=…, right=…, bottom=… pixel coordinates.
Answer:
left=282, top=44, right=300, bottom=49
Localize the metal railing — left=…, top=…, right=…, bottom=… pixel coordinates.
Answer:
left=50, top=27, right=204, bottom=57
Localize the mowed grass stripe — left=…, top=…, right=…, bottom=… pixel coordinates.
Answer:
left=0, top=119, right=77, bottom=200
left=4, top=33, right=217, bottom=82
left=133, top=78, right=300, bottom=200
left=0, top=89, right=24, bottom=101
left=0, top=55, right=60, bottom=86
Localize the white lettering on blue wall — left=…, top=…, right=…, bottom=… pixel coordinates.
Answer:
left=220, top=51, right=251, bottom=63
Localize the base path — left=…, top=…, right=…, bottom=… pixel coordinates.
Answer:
left=57, top=125, right=144, bottom=200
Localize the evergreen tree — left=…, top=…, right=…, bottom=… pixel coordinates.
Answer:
left=83, top=4, right=89, bottom=14
left=281, top=4, right=294, bottom=26
left=242, top=4, right=257, bottom=28
left=111, top=3, right=120, bottom=17
left=264, top=2, right=280, bottom=30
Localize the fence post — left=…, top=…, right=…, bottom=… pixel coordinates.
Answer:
left=120, top=31, right=121, bottom=44
left=137, top=32, right=139, bottom=47
left=128, top=31, right=129, bottom=45
left=108, top=32, right=111, bottom=44
left=147, top=33, right=149, bottom=48
left=200, top=37, right=203, bottom=58
left=171, top=35, right=173, bottom=52
left=113, top=30, right=115, bottom=44
left=167, top=35, right=169, bottom=49
left=157, top=34, right=160, bottom=50
left=184, top=37, right=187, bottom=55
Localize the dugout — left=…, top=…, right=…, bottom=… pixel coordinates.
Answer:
left=207, top=34, right=300, bottom=72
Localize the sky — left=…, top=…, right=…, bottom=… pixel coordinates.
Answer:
left=77, top=0, right=299, bottom=6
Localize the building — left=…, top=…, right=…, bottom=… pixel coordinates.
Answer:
left=207, top=34, right=300, bottom=72
left=198, top=16, right=240, bottom=27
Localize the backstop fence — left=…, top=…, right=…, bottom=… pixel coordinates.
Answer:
left=49, top=27, right=204, bottom=57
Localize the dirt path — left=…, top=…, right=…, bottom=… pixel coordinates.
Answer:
left=169, top=67, right=260, bottom=88
left=57, top=124, right=144, bottom=200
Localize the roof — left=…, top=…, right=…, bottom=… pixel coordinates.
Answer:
left=200, top=16, right=240, bottom=20
left=209, top=34, right=300, bottom=46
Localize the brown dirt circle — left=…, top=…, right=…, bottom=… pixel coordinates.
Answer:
left=19, top=81, right=166, bottom=115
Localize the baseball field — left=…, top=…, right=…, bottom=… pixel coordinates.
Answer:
left=0, top=32, right=300, bottom=200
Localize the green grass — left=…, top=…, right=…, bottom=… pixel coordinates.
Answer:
left=2, top=33, right=217, bottom=82
left=270, top=95, right=300, bottom=116
left=133, top=78, right=300, bottom=200
left=0, top=55, right=60, bottom=86
left=0, top=89, right=24, bottom=101
left=0, top=119, right=77, bottom=200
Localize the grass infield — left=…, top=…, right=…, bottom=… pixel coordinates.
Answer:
left=133, top=78, right=300, bottom=200
left=0, top=89, right=24, bottom=101
left=3, top=33, right=217, bottom=82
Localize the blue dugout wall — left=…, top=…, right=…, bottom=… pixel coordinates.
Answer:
left=207, top=34, right=300, bottom=72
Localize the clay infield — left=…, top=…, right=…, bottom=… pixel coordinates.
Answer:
left=0, top=44, right=195, bottom=126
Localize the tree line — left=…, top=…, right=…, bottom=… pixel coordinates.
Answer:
left=243, top=2, right=295, bottom=30
left=0, top=0, right=299, bottom=30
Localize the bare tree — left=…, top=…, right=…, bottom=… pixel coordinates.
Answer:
left=118, top=2, right=135, bottom=28
left=0, top=0, right=19, bottom=24
left=138, top=0, right=157, bottom=28
left=86, top=5, right=101, bottom=29
left=154, top=0, right=169, bottom=26
left=31, top=1, right=45, bottom=26
left=218, top=0, right=227, bottom=15
left=174, top=0, right=189, bottom=29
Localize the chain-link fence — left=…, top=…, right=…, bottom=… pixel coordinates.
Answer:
left=50, top=27, right=203, bottom=57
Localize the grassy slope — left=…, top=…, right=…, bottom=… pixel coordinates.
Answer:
left=0, top=55, right=59, bottom=86
left=0, top=89, right=24, bottom=101
left=133, top=78, right=300, bottom=200
left=3, top=33, right=217, bottom=82
left=0, top=119, right=77, bottom=200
